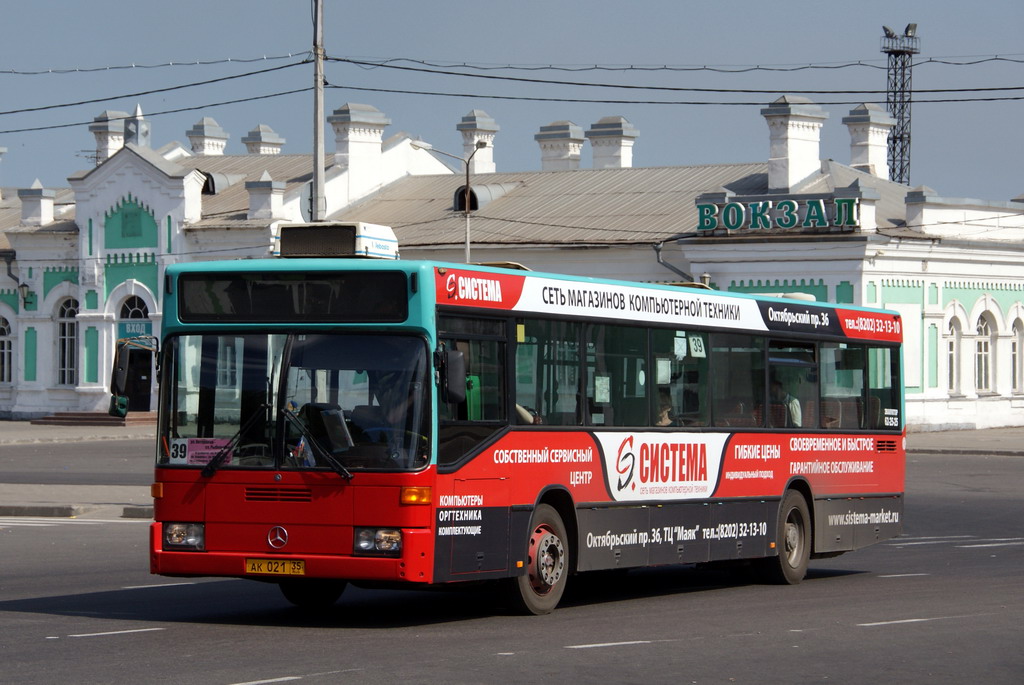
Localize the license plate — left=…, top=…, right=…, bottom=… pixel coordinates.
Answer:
left=245, top=558, right=305, bottom=576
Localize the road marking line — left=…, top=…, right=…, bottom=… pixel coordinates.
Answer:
left=566, top=640, right=652, bottom=649
left=957, top=541, right=1024, bottom=548
left=0, top=522, right=57, bottom=527
left=878, top=573, right=930, bottom=578
left=122, top=581, right=198, bottom=589
left=69, top=627, right=166, bottom=638
left=858, top=613, right=990, bottom=627
left=228, top=678, right=302, bottom=685
left=893, top=536, right=974, bottom=541
left=857, top=618, right=946, bottom=627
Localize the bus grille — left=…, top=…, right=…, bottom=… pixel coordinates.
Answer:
left=244, top=486, right=313, bottom=503
left=876, top=440, right=898, bottom=453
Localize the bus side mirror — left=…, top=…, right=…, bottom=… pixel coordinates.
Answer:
left=108, top=394, right=129, bottom=418
left=442, top=349, right=467, bottom=404
left=111, top=343, right=130, bottom=396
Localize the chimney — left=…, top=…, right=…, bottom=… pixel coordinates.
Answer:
left=124, top=104, right=152, bottom=148
left=842, top=103, right=894, bottom=179
left=585, top=116, right=639, bottom=169
left=242, top=124, right=286, bottom=155
left=456, top=110, right=499, bottom=174
left=534, top=121, right=585, bottom=171
left=327, top=103, right=390, bottom=171
left=761, top=96, right=828, bottom=191
left=186, top=117, right=229, bottom=156
left=19, top=180, right=55, bottom=226
left=246, top=171, right=285, bottom=220
left=89, top=110, right=129, bottom=163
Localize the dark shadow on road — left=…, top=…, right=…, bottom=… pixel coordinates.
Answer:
left=0, top=561, right=869, bottom=629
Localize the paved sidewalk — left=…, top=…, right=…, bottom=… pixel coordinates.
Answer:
left=0, top=421, right=155, bottom=445
left=0, top=420, right=1022, bottom=519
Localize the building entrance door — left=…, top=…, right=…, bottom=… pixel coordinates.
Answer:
left=124, top=348, right=152, bottom=412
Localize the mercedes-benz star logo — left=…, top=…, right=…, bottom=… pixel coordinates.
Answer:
left=267, top=526, right=289, bottom=549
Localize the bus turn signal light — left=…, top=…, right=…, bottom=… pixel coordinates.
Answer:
left=151, top=483, right=164, bottom=499
left=400, top=486, right=432, bottom=505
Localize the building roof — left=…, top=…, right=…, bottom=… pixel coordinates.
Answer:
left=175, top=153, right=314, bottom=228
left=1, top=151, right=916, bottom=253
left=0, top=187, right=77, bottom=250
left=332, top=160, right=913, bottom=248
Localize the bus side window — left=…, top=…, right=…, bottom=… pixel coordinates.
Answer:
left=437, top=316, right=506, bottom=465
left=584, top=323, right=647, bottom=427
left=516, top=319, right=581, bottom=426
left=867, top=345, right=901, bottom=429
left=767, top=341, right=817, bottom=429
left=710, top=333, right=764, bottom=428
left=651, top=328, right=708, bottom=427
left=819, top=343, right=866, bottom=430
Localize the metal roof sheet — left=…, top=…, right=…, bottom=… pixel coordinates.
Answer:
left=1, top=155, right=919, bottom=253
left=331, top=161, right=913, bottom=247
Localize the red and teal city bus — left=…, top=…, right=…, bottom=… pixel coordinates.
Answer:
left=115, top=226, right=904, bottom=614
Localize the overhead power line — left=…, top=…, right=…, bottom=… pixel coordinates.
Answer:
left=327, top=83, right=1024, bottom=107
left=0, top=61, right=310, bottom=117
left=344, top=54, right=1024, bottom=74
left=4, top=51, right=1021, bottom=78
left=0, top=51, right=309, bottom=76
left=329, top=57, right=1024, bottom=96
left=0, top=88, right=311, bottom=135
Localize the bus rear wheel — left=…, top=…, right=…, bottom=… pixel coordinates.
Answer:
left=279, top=579, right=347, bottom=609
left=759, top=490, right=811, bottom=585
left=507, top=504, right=570, bottom=615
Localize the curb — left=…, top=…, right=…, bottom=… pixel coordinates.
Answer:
left=122, top=505, right=154, bottom=519
left=0, top=504, right=90, bottom=518
left=0, top=504, right=154, bottom=519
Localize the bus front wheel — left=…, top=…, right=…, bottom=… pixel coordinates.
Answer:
left=507, top=504, right=570, bottom=615
left=759, top=490, right=811, bottom=585
left=279, top=578, right=347, bottom=609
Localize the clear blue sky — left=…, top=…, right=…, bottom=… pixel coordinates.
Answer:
left=2, top=0, right=1021, bottom=202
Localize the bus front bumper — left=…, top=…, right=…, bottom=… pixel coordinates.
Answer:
left=149, top=523, right=435, bottom=583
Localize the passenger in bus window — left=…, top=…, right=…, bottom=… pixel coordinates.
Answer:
left=656, top=390, right=676, bottom=426
left=770, top=379, right=802, bottom=427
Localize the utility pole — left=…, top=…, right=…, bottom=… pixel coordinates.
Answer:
left=311, top=0, right=326, bottom=221
left=881, top=23, right=920, bottom=185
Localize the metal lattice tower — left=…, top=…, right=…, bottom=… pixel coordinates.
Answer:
left=881, top=24, right=920, bottom=185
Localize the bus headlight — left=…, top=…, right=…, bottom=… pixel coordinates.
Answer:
left=163, top=522, right=205, bottom=551
left=354, top=527, right=402, bottom=556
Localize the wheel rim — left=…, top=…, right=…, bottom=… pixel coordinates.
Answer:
left=528, top=524, right=565, bottom=595
left=783, top=510, right=804, bottom=566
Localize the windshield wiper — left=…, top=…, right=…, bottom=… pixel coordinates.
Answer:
left=201, top=404, right=269, bottom=477
left=281, top=409, right=354, bottom=480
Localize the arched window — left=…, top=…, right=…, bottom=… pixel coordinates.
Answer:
left=0, top=317, right=12, bottom=384
left=975, top=316, right=993, bottom=392
left=119, top=295, right=149, bottom=320
left=1012, top=320, right=1023, bottom=394
left=946, top=318, right=961, bottom=394
left=57, top=298, right=79, bottom=386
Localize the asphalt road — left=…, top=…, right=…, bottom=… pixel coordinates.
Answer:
left=1, top=450, right=1021, bottom=684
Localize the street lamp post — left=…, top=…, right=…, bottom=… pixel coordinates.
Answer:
left=411, top=140, right=488, bottom=263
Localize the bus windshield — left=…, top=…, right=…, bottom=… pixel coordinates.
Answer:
left=157, top=333, right=431, bottom=471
